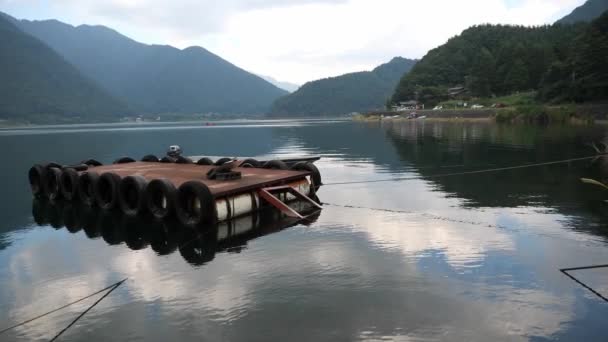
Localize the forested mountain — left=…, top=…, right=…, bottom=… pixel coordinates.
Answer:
left=557, top=0, right=608, bottom=24
left=270, top=57, right=417, bottom=116
left=6, top=13, right=287, bottom=115
left=392, top=15, right=608, bottom=104
left=540, top=11, right=608, bottom=102
left=0, top=15, right=129, bottom=123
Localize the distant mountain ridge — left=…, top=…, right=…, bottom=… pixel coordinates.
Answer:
left=270, top=57, right=417, bottom=116
left=0, top=15, right=129, bottom=123
left=557, top=0, right=608, bottom=24
left=260, top=75, right=300, bottom=93
left=5, top=12, right=287, bottom=115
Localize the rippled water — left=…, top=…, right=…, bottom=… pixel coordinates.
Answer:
left=1, top=119, right=608, bottom=341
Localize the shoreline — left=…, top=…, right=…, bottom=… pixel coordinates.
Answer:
left=358, top=103, right=608, bottom=124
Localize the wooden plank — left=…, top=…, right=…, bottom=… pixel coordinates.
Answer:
left=85, top=162, right=311, bottom=198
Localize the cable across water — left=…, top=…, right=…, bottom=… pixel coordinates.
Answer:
left=323, top=154, right=603, bottom=186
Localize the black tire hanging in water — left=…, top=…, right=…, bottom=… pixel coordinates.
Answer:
left=113, top=157, right=135, bottom=164
left=118, top=175, right=148, bottom=216
left=196, top=157, right=214, bottom=166
left=175, top=156, right=194, bottom=164
left=263, top=160, right=288, bottom=170
left=176, top=181, right=216, bottom=227
left=214, top=157, right=232, bottom=166
left=28, top=164, right=47, bottom=197
left=60, top=168, right=80, bottom=200
left=81, top=159, right=103, bottom=167
left=240, top=158, right=261, bottom=168
left=291, top=162, right=322, bottom=192
left=141, top=154, right=159, bottom=162
left=43, top=167, right=63, bottom=200
left=146, top=178, right=178, bottom=220
left=78, top=172, right=100, bottom=206
left=95, top=172, right=121, bottom=210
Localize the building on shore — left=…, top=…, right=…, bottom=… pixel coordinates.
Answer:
left=392, top=100, right=420, bottom=111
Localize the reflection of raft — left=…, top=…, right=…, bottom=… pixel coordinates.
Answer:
left=28, top=154, right=322, bottom=227
left=32, top=198, right=321, bottom=266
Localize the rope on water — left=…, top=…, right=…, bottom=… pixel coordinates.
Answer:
left=560, top=265, right=608, bottom=303
left=323, top=203, right=505, bottom=229
left=0, top=278, right=127, bottom=336
left=322, top=154, right=603, bottom=186
left=49, top=278, right=127, bottom=341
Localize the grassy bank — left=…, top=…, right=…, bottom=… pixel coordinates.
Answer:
left=359, top=102, right=604, bottom=124
left=494, top=104, right=595, bottom=124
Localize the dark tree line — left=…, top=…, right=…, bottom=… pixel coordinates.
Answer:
left=392, top=12, right=608, bottom=105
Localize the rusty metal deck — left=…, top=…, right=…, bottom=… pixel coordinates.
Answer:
left=88, top=162, right=310, bottom=198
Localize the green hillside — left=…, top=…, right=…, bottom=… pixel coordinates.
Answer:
left=11, top=15, right=287, bottom=115
left=540, top=11, right=608, bottom=102
left=0, top=15, right=129, bottom=123
left=391, top=23, right=588, bottom=105
left=270, top=57, right=416, bottom=116
left=557, top=0, right=608, bottom=24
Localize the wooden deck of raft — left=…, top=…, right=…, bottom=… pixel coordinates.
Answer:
left=89, top=162, right=311, bottom=198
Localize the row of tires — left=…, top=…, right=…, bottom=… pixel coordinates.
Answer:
left=91, top=155, right=322, bottom=187
left=114, top=154, right=297, bottom=170
left=28, top=160, right=321, bottom=227
left=29, top=164, right=217, bottom=227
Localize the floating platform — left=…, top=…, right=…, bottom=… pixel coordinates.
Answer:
left=28, top=154, right=322, bottom=227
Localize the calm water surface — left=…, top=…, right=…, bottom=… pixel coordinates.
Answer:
left=1, top=119, right=608, bottom=341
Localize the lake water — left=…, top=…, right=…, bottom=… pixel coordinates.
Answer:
left=1, top=119, right=608, bottom=341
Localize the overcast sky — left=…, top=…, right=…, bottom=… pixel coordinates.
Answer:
left=1, top=0, right=586, bottom=84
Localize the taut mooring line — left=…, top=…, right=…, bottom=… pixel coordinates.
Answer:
left=323, top=154, right=604, bottom=186
left=0, top=278, right=127, bottom=336
left=560, top=266, right=608, bottom=303
left=49, top=278, right=127, bottom=341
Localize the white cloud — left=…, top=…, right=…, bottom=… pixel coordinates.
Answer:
left=1, top=0, right=586, bottom=83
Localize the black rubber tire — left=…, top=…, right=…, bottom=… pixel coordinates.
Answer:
left=291, top=162, right=322, bottom=192
left=78, top=172, right=100, bottom=206
left=48, top=201, right=65, bottom=229
left=141, top=154, right=159, bottom=162
left=60, top=168, right=80, bottom=201
left=28, top=164, right=47, bottom=197
left=42, top=162, right=62, bottom=169
left=81, top=159, right=103, bottom=167
left=149, top=221, right=178, bottom=255
left=146, top=178, right=178, bottom=220
left=98, top=211, right=123, bottom=245
left=175, top=156, right=194, bottom=164
left=176, top=181, right=216, bottom=227
left=240, top=158, right=261, bottom=168
left=196, top=157, right=214, bottom=165
left=160, top=156, right=176, bottom=163
left=122, top=216, right=150, bottom=250
left=118, top=175, right=148, bottom=216
left=113, top=157, right=135, bottom=164
left=32, top=198, right=50, bottom=225
left=63, top=203, right=82, bottom=233
left=95, top=172, right=121, bottom=210
left=263, top=160, right=288, bottom=170
left=179, top=232, right=217, bottom=266
left=214, top=157, right=232, bottom=166
left=43, top=167, right=63, bottom=200
left=80, top=205, right=100, bottom=238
